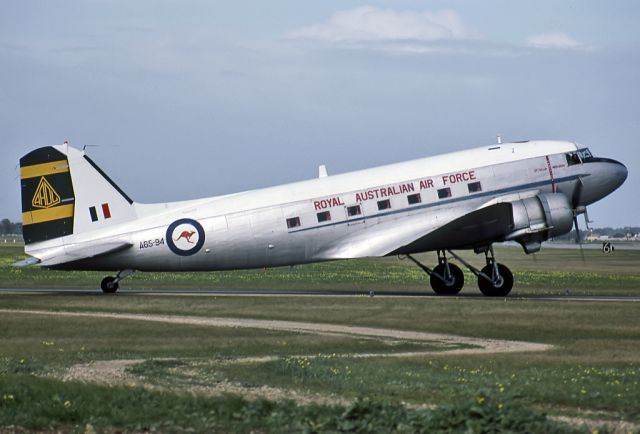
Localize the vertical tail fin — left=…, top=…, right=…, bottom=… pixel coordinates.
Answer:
left=20, top=147, right=75, bottom=244
left=20, top=144, right=137, bottom=245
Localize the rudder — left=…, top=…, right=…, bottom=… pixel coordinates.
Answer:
left=20, top=147, right=75, bottom=244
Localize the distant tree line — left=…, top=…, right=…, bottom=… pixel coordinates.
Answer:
left=591, top=227, right=640, bottom=238
left=555, top=226, right=640, bottom=242
left=1, top=219, right=22, bottom=235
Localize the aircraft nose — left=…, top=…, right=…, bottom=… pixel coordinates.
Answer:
left=580, top=158, right=628, bottom=206
left=611, top=159, right=628, bottom=190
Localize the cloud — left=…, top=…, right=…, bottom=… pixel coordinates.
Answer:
left=285, top=6, right=474, bottom=43
left=284, top=8, right=594, bottom=57
left=527, top=32, right=584, bottom=50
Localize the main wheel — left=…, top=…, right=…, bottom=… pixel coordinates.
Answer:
left=430, top=263, right=464, bottom=295
left=101, top=276, right=119, bottom=294
left=478, top=263, right=513, bottom=297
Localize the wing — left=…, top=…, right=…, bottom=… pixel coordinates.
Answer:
left=388, top=203, right=513, bottom=255
left=316, top=190, right=543, bottom=259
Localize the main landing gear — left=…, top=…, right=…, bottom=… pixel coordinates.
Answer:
left=406, top=246, right=514, bottom=297
left=406, top=250, right=464, bottom=295
left=100, top=269, right=135, bottom=294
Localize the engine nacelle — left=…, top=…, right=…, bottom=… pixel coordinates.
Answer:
left=507, top=193, right=573, bottom=253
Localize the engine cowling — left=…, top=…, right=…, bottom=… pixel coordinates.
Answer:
left=507, top=193, right=573, bottom=253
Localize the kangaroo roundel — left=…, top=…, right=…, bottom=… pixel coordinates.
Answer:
left=166, top=218, right=205, bottom=256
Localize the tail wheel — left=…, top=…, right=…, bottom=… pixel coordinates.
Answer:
left=430, top=263, right=464, bottom=295
left=478, top=263, right=513, bottom=297
left=101, top=276, right=119, bottom=294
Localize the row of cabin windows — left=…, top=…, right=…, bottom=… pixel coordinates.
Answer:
left=286, top=181, right=483, bottom=229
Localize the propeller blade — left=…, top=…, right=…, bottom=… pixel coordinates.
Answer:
left=573, top=215, right=586, bottom=264
left=571, top=176, right=586, bottom=264
left=583, top=207, right=593, bottom=230
left=571, top=177, right=584, bottom=209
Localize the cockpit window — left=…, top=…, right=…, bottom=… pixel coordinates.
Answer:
left=565, top=148, right=594, bottom=166
left=566, top=152, right=581, bottom=166
left=578, top=148, right=594, bottom=161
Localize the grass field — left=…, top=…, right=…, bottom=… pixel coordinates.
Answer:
left=1, top=244, right=639, bottom=432
left=2, top=243, right=640, bottom=295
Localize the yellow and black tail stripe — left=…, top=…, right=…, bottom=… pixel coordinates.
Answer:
left=22, top=204, right=75, bottom=226
left=20, top=159, right=69, bottom=180
left=20, top=146, right=75, bottom=244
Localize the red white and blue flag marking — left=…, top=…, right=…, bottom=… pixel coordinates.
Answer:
left=89, top=203, right=111, bottom=222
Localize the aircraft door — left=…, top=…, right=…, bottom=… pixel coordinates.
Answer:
left=250, top=207, right=284, bottom=266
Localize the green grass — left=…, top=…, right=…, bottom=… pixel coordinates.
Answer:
left=2, top=244, right=640, bottom=294
left=0, top=312, right=452, bottom=374
left=1, top=295, right=640, bottom=426
left=1, top=242, right=639, bottom=431
left=1, top=375, right=590, bottom=433
left=214, top=354, right=640, bottom=420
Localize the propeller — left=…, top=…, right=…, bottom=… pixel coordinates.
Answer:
left=571, top=176, right=583, bottom=210
left=573, top=213, right=585, bottom=263
left=570, top=177, right=586, bottom=263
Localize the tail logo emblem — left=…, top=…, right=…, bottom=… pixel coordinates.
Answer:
left=166, top=219, right=205, bottom=256
left=32, top=177, right=61, bottom=209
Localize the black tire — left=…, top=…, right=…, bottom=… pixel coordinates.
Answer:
left=101, top=276, right=119, bottom=294
left=430, top=263, right=464, bottom=295
left=478, top=263, right=513, bottom=297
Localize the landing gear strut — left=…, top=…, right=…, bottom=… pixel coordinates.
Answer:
left=448, top=246, right=513, bottom=297
left=405, top=245, right=514, bottom=297
left=406, top=250, right=464, bottom=295
left=478, top=262, right=513, bottom=297
left=100, top=269, right=135, bottom=294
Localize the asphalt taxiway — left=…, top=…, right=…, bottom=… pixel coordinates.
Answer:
left=1, top=287, right=639, bottom=302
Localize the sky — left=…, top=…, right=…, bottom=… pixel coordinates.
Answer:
left=1, top=1, right=639, bottom=227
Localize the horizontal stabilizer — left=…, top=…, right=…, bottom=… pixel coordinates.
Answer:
left=13, top=257, right=42, bottom=267
left=37, top=241, right=132, bottom=267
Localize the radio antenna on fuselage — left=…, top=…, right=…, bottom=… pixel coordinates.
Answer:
left=318, top=164, right=328, bottom=178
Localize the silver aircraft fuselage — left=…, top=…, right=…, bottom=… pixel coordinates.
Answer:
left=24, top=140, right=624, bottom=273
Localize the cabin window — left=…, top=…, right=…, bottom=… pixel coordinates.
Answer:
left=407, top=193, right=422, bottom=205
left=347, top=205, right=361, bottom=217
left=468, top=181, right=482, bottom=193
left=377, top=199, right=391, bottom=211
left=316, top=211, right=331, bottom=223
left=286, top=217, right=301, bottom=229
left=437, top=188, right=452, bottom=199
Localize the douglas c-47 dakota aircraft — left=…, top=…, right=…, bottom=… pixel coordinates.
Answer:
left=16, top=140, right=627, bottom=296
